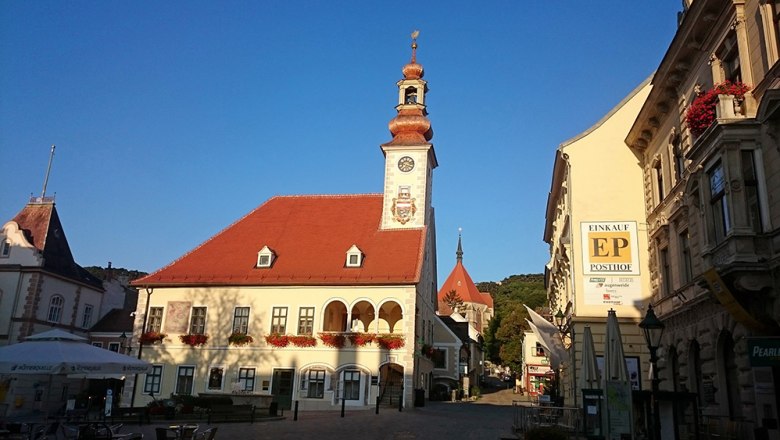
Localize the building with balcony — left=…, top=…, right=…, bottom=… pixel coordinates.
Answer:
left=129, top=39, right=439, bottom=411
left=625, top=0, right=780, bottom=437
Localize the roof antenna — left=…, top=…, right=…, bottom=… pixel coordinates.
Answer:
left=40, top=145, right=55, bottom=202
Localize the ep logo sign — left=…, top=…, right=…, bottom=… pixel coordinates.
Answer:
left=580, top=221, right=640, bottom=275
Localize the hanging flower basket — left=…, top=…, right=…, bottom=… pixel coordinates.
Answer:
left=179, top=334, right=209, bottom=347
left=685, top=80, right=751, bottom=137
left=229, top=332, right=254, bottom=347
left=318, top=332, right=346, bottom=348
left=348, top=332, right=376, bottom=347
left=421, top=343, right=435, bottom=358
left=376, top=334, right=405, bottom=350
left=288, top=335, right=317, bottom=347
left=139, top=331, right=166, bottom=345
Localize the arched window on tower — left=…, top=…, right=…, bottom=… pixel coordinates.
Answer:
left=404, top=87, right=417, bottom=104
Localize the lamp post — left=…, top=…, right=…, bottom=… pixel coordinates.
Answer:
left=119, top=331, right=130, bottom=355
left=639, top=303, right=665, bottom=440
left=554, top=308, right=575, bottom=407
left=130, top=286, right=154, bottom=407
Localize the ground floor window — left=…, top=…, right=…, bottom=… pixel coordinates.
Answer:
left=343, top=370, right=360, bottom=400
left=307, top=370, right=325, bottom=398
left=208, top=367, right=224, bottom=390
left=238, top=367, right=255, bottom=392
left=144, top=365, right=162, bottom=394
left=176, top=366, right=195, bottom=395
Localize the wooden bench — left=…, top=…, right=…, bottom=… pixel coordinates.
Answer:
left=207, top=404, right=256, bottom=424
left=111, top=406, right=151, bottom=425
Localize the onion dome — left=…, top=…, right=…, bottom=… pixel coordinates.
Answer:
left=386, top=31, right=433, bottom=145
left=402, top=40, right=424, bottom=80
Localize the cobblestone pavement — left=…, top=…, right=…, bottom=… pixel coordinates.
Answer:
left=124, top=382, right=528, bottom=439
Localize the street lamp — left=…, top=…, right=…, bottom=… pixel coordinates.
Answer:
left=119, top=331, right=130, bottom=355
left=639, top=303, right=665, bottom=440
left=553, top=308, right=575, bottom=407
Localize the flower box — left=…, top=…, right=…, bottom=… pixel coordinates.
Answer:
left=685, top=80, right=750, bottom=137
left=229, top=332, right=254, bottom=347
left=264, top=333, right=289, bottom=348
left=287, top=335, right=317, bottom=347
left=179, top=334, right=209, bottom=347
left=139, top=331, right=166, bottom=345
left=348, top=332, right=376, bottom=347
left=318, top=332, right=346, bottom=348
left=376, top=334, right=405, bottom=350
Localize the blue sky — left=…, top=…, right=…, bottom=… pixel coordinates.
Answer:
left=1, top=1, right=681, bottom=284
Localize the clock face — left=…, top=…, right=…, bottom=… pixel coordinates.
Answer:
left=398, top=156, right=415, bottom=172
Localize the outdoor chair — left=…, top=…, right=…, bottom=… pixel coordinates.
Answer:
left=195, top=427, right=217, bottom=440
left=155, top=428, right=176, bottom=440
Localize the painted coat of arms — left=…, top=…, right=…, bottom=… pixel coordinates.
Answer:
left=391, top=186, right=416, bottom=224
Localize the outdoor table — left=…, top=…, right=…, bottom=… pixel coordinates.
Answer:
left=168, top=424, right=198, bottom=440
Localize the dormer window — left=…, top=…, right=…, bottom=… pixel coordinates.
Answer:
left=256, top=245, right=275, bottom=268
left=0, top=240, right=10, bottom=258
left=345, top=245, right=363, bottom=268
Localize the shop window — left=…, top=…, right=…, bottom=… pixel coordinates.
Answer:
left=306, top=370, right=325, bottom=398
left=343, top=370, right=361, bottom=400
left=238, top=367, right=255, bottom=392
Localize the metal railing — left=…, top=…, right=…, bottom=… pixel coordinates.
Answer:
left=512, top=402, right=582, bottom=437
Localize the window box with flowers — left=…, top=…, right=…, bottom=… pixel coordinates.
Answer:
left=685, top=80, right=751, bottom=137
left=229, top=332, right=254, bottom=347
left=376, top=334, right=405, bottom=350
left=318, top=332, right=346, bottom=348
left=179, top=334, right=209, bottom=347
left=139, top=331, right=167, bottom=345
left=348, top=332, right=376, bottom=347
left=288, top=335, right=317, bottom=347
left=264, top=333, right=289, bottom=348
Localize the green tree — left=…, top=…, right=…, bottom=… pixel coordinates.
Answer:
left=442, top=290, right=465, bottom=314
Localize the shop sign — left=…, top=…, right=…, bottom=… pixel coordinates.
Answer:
left=748, top=337, right=780, bottom=367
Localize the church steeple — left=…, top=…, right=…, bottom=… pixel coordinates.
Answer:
left=456, top=228, right=463, bottom=263
left=380, top=31, right=438, bottom=230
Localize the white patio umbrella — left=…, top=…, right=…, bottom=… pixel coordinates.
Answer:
left=579, top=325, right=600, bottom=390
left=0, top=329, right=151, bottom=375
left=601, top=309, right=633, bottom=440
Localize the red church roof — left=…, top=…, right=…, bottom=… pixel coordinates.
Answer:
left=437, top=260, right=491, bottom=313
left=134, top=194, right=427, bottom=287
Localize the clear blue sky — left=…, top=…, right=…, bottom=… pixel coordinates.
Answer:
left=1, top=1, right=681, bottom=285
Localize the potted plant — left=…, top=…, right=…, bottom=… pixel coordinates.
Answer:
left=376, top=334, right=405, bottom=350
left=228, top=332, right=254, bottom=347
left=685, top=80, right=751, bottom=137
left=287, top=335, right=317, bottom=347
left=420, top=343, right=434, bottom=358
left=139, top=331, right=166, bottom=344
left=318, top=332, right=346, bottom=348
left=348, top=332, right=376, bottom=347
left=264, top=333, right=289, bottom=347
left=179, top=334, right=209, bottom=347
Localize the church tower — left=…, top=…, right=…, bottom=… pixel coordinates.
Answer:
left=380, top=32, right=438, bottom=230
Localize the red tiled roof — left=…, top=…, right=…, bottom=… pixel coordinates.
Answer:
left=11, top=202, right=103, bottom=289
left=134, top=194, right=426, bottom=286
left=437, top=260, right=490, bottom=313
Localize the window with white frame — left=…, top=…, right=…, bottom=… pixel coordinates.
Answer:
left=660, top=247, right=672, bottom=296
left=306, top=369, right=325, bottom=398
left=709, top=162, right=731, bottom=242
left=189, top=307, right=207, bottom=335
left=176, top=366, right=195, bottom=395
left=144, top=365, right=163, bottom=395
left=237, top=368, right=255, bottom=391
left=108, top=342, right=120, bottom=352
left=256, top=245, right=275, bottom=268
left=271, top=307, right=287, bottom=334
left=47, top=295, right=64, bottom=323
left=147, top=307, right=163, bottom=332
left=343, top=370, right=361, bottom=400
left=208, top=367, right=224, bottom=390
left=741, top=150, right=763, bottom=233
left=345, top=245, right=363, bottom=267
left=232, top=307, right=249, bottom=334
left=82, top=304, right=94, bottom=328
left=298, top=307, right=314, bottom=335
left=679, top=230, right=693, bottom=286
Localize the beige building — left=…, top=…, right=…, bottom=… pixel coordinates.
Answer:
left=625, top=0, right=780, bottom=437
left=129, top=40, right=440, bottom=411
left=543, top=80, right=653, bottom=410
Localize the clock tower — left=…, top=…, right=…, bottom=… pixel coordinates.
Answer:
left=380, top=32, right=438, bottom=230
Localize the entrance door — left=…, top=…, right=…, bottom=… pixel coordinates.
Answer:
left=272, top=369, right=295, bottom=410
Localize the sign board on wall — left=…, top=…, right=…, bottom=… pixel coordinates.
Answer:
left=580, top=222, right=640, bottom=275
left=584, top=276, right=642, bottom=306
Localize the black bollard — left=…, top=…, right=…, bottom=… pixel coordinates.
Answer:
left=293, top=401, right=298, bottom=421
left=341, top=396, right=346, bottom=418
left=399, top=386, right=403, bottom=412
left=375, top=396, right=379, bottom=414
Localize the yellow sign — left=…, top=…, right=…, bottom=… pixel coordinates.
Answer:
left=580, top=222, right=640, bottom=275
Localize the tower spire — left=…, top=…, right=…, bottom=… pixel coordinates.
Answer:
left=456, top=228, right=463, bottom=262
left=410, top=30, right=419, bottom=63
